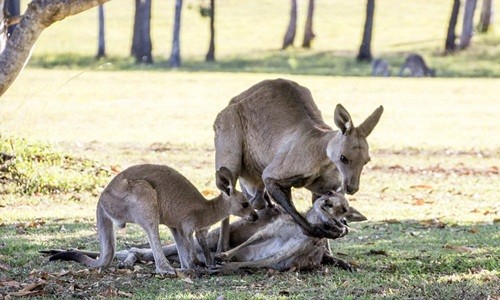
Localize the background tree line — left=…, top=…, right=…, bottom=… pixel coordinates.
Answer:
left=2, top=0, right=496, bottom=68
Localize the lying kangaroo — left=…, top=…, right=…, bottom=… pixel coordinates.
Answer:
left=45, top=192, right=366, bottom=272
left=214, top=78, right=383, bottom=243
left=49, top=164, right=258, bottom=274
left=214, top=192, right=365, bottom=272
left=371, top=58, right=391, bottom=77
left=398, top=54, right=435, bottom=77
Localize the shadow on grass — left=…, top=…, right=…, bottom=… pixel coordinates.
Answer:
left=1, top=220, right=498, bottom=298
left=27, top=44, right=500, bottom=78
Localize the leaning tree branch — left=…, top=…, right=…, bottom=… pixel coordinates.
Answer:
left=0, top=0, right=110, bottom=97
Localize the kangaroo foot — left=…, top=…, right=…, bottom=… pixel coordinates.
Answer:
left=322, top=253, right=355, bottom=272
left=214, top=252, right=230, bottom=265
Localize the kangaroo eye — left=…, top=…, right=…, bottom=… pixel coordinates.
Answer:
left=340, top=155, right=350, bottom=164
left=242, top=202, right=250, bottom=208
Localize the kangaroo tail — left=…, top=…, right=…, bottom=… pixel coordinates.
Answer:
left=50, top=203, right=116, bottom=268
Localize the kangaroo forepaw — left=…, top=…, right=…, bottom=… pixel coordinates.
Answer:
left=214, top=253, right=229, bottom=265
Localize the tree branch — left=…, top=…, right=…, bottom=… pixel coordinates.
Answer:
left=0, top=0, right=110, bottom=97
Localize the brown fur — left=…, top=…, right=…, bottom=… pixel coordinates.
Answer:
left=213, top=79, right=383, bottom=243
left=45, top=193, right=367, bottom=272
left=399, top=54, right=435, bottom=77
left=48, top=164, right=258, bottom=274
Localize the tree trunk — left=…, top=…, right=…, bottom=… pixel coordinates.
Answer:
left=131, top=0, right=153, bottom=64
left=357, top=0, right=375, bottom=62
left=169, top=0, right=182, bottom=68
left=205, top=0, right=215, bottom=62
left=282, top=0, right=297, bottom=50
left=96, top=4, right=105, bottom=58
left=4, top=0, right=20, bottom=35
left=459, top=0, right=478, bottom=49
left=0, top=0, right=110, bottom=97
left=445, top=0, right=461, bottom=53
left=478, top=0, right=494, bottom=33
left=302, top=0, right=315, bottom=48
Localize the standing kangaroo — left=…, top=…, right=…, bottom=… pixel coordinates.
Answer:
left=214, top=78, right=383, bottom=243
left=399, top=54, right=435, bottom=77
left=48, top=164, right=258, bottom=274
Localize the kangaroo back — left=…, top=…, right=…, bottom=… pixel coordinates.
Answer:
left=399, top=54, right=435, bottom=77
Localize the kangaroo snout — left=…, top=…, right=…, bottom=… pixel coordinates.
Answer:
left=344, top=184, right=358, bottom=195
left=247, top=212, right=259, bottom=222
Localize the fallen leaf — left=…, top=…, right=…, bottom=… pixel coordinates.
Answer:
left=413, top=199, right=425, bottom=206
left=410, top=185, right=433, bottom=190
left=118, top=291, right=133, bottom=298
left=468, top=227, right=479, bottom=234
left=0, top=280, right=21, bottom=287
left=10, top=281, right=46, bottom=297
left=420, top=219, right=446, bottom=228
left=133, top=265, right=143, bottom=272
left=182, top=277, right=194, bottom=284
left=382, top=219, right=401, bottom=224
left=368, top=249, right=389, bottom=256
left=116, top=268, right=132, bottom=275
left=443, top=244, right=478, bottom=253
left=111, top=165, right=121, bottom=173
left=0, top=263, right=11, bottom=271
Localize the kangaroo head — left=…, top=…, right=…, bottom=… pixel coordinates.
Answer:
left=216, top=167, right=258, bottom=222
left=313, top=191, right=367, bottom=226
left=327, top=104, right=383, bottom=195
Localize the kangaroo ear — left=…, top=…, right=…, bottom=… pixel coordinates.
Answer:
left=345, top=206, right=368, bottom=222
left=216, top=167, right=235, bottom=196
left=334, top=104, right=354, bottom=135
left=357, top=105, right=383, bottom=137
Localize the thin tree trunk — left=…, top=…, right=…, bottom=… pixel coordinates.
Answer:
left=459, top=0, right=478, bottom=49
left=96, top=4, right=105, bottom=58
left=4, top=0, right=20, bottom=35
left=131, top=0, right=153, bottom=64
left=478, top=0, right=494, bottom=33
left=0, top=0, right=6, bottom=53
left=445, top=0, right=461, bottom=53
left=282, top=0, right=297, bottom=50
left=0, top=0, right=111, bottom=97
left=169, top=0, right=183, bottom=67
left=205, top=0, right=215, bottom=62
left=302, top=0, right=315, bottom=48
left=357, top=0, right=375, bottom=62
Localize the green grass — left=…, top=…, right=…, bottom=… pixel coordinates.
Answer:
left=1, top=0, right=499, bottom=297
left=0, top=136, right=112, bottom=197
left=1, top=69, right=499, bottom=298
left=20, top=0, right=500, bottom=77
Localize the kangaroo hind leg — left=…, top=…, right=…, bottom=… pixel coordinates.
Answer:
left=128, top=180, right=176, bottom=275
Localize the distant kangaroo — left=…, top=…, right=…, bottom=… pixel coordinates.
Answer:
left=213, top=78, right=383, bottom=244
left=399, top=54, right=435, bottom=77
left=371, top=58, right=391, bottom=77
left=45, top=192, right=367, bottom=272
left=48, top=164, right=258, bottom=274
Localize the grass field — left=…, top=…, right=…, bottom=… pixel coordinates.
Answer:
left=1, top=0, right=500, bottom=299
